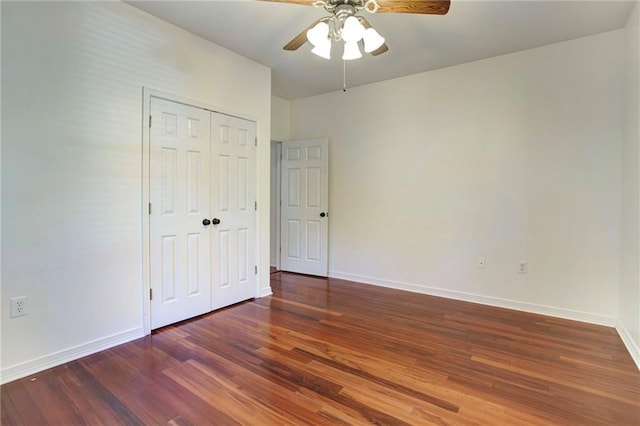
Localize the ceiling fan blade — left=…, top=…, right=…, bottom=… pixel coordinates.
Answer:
left=376, top=0, right=450, bottom=15
left=283, top=19, right=323, bottom=51
left=359, top=17, right=389, bottom=56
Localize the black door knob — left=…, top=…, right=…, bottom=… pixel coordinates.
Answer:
left=202, top=218, right=211, bottom=226
left=320, top=212, right=327, bottom=217
left=212, top=218, right=221, bottom=225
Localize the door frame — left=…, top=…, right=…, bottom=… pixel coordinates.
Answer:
left=141, top=87, right=261, bottom=335
left=271, top=141, right=282, bottom=271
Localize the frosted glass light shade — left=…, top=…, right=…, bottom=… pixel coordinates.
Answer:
left=341, top=16, right=365, bottom=43
left=307, top=22, right=329, bottom=47
left=311, top=41, right=331, bottom=59
left=342, top=41, right=362, bottom=60
left=363, top=28, right=385, bottom=53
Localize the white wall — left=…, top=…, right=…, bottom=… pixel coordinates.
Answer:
left=1, top=1, right=271, bottom=383
left=271, top=95, right=291, bottom=142
left=290, top=30, right=625, bottom=325
left=619, top=1, right=640, bottom=367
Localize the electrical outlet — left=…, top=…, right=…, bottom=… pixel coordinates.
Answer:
left=518, top=261, right=528, bottom=274
left=10, top=296, right=28, bottom=318
left=477, top=257, right=486, bottom=269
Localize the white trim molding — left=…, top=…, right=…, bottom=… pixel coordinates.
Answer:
left=0, top=327, right=144, bottom=385
left=615, top=321, right=640, bottom=370
left=329, top=270, right=616, bottom=327
left=260, top=285, right=274, bottom=298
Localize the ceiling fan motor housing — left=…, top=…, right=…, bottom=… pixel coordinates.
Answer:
left=334, top=4, right=357, bottom=26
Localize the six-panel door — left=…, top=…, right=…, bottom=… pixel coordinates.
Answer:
left=210, top=113, right=257, bottom=310
left=149, top=97, right=257, bottom=329
left=150, top=97, right=212, bottom=329
left=280, top=139, right=329, bottom=277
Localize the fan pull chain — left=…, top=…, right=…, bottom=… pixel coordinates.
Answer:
left=343, top=60, right=347, bottom=92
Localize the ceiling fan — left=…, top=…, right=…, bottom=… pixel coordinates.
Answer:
left=259, top=0, right=450, bottom=60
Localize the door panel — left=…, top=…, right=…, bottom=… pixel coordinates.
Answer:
left=211, top=113, right=256, bottom=310
left=281, top=139, right=329, bottom=276
left=150, top=97, right=211, bottom=329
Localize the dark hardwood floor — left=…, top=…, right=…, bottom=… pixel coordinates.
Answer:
left=2, top=272, right=639, bottom=425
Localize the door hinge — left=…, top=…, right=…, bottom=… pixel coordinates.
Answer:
left=254, top=201, right=257, bottom=211
left=150, top=288, right=153, bottom=300
left=149, top=115, right=152, bottom=128
left=149, top=203, right=152, bottom=215
left=255, top=265, right=258, bottom=274
left=254, top=137, right=258, bottom=147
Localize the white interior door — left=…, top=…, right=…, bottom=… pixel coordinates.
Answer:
left=150, top=97, right=212, bottom=329
left=280, top=138, right=329, bottom=276
left=210, top=113, right=257, bottom=310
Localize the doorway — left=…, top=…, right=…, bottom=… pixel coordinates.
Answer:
left=271, top=138, right=329, bottom=277
left=270, top=141, right=282, bottom=273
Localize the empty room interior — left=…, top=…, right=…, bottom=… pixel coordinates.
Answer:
left=2, top=0, right=640, bottom=424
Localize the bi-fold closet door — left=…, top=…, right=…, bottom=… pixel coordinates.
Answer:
left=149, top=96, right=256, bottom=330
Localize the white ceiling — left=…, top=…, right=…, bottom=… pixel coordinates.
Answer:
left=127, top=0, right=636, bottom=100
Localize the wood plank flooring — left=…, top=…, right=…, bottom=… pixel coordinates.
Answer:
left=2, top=272, right=639, bottom=425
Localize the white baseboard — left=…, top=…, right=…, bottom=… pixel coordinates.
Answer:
left=0, top=327, right=144, bottom=385
left=615, top=320, right=640, bottom=370
left=259, top=286, right=273, bottom=298
left=328, top=270, right=616, bottom=327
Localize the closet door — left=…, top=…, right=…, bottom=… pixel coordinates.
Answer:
left=210, top=113, right=257, bottom=310
left=149, top=97, right=212, bottom=329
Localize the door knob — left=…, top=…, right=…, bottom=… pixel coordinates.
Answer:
left=212, top=218, right=221, bottom=225
left=202, top=218, right=211, bottom=226
left=320, top=212, right=327, bottom=217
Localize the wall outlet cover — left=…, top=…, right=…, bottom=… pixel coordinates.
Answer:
left=10, top=296, right=28, bottom=318
left=518, top=261, right=528, bottom=274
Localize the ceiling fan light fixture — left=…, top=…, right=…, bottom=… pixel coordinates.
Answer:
left=307, top=21, right=329, bottom=47
left=342, top=41, right=362, bottom=60
left=311, top=41, right=332, bottom=60
left=363, top=27, right=385, bottom=53
left=341, top=16, right=365, bottom=43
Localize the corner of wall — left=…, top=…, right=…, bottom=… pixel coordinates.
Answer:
left=619, top=0, right=640, bottom=371
left=616, top=320, right=640, bottom=370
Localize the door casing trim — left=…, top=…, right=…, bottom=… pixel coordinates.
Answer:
left=141, top=87, right=260, bottom=335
